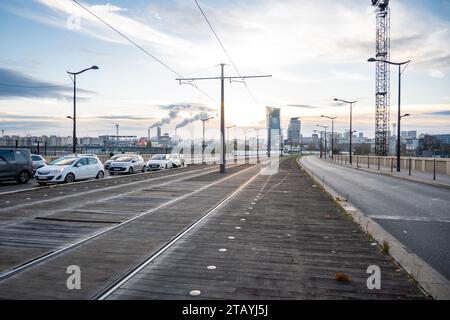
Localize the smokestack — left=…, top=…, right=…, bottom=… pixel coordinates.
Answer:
left=157, top=127, right=162, bottom=142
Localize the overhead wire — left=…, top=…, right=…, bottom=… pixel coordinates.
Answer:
left=71, top=0, right=215, bottom=102
left=193, top=0, right=259, bottom=104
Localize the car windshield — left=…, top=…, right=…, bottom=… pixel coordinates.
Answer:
left=31, top=156, right=42, bottom=161
left=115, top=157, right=132, bottom=162
left=151, top=155, right=166, bottom=160
left=50, top=158, right=77, bottom=166
left=110, top=155, right=124, bottom=160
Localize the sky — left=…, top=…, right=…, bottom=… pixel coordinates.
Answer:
left=0, top=0, right=449, bottom=140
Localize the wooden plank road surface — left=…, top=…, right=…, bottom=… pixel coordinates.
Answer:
left=106, top=157, right=426, bottom=300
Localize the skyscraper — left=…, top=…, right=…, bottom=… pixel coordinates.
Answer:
left=287, top=117, right=301, bottom=146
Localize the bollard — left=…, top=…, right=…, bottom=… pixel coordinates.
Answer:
left=368, top=156, right=370, bottom=169
left=357, top=156, right=359, bottom=168
left=433, top=159, right=436, bottom=181
left=378, top=157, right=380, bottom=171
left=409, top=158, right=412, bottom=176
left=191, top=141, right=195, bottom=165
left=234, top=139, right=238, bottom=165
left=391, top=157, right=393, bottom=172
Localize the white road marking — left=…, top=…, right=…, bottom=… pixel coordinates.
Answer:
left=370, top=215, right=450, bottom=223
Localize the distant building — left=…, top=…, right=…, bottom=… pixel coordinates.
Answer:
left=407, top=131, right=417, bottom=139
left=287, top=117, right=301, bottom=146
left=266, top=107, right=281, bottom=155
left=435, top=134, right=450, bottom=144
left=157, top=127, right=162, bottom=143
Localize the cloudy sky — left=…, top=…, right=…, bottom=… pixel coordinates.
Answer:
left=0, top=0, right=449, bottom=140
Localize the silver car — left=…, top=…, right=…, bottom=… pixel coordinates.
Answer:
left=108, top=155, right=146, bottom=175
left=169, top=154, right=185, bottom=168
left=31, top=154, right=47, bottom=173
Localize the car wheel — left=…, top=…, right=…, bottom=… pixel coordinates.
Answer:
left=142, top=166, right=146, bottom=172
left=16, top=171, right=31, bottom=184
left=65, top=173, right=75, bottom=183
left=96, top=171, right=104, bottom=179
left=129, top=167, right=134, bottom=174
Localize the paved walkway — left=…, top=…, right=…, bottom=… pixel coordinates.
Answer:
left=108, top=157, right=426, bottom=300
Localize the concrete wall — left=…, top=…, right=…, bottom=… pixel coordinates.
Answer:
left=333, top=155, right=450, bottom=176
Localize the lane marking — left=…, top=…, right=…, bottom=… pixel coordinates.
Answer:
left=370, top=215, right=450, bottom=223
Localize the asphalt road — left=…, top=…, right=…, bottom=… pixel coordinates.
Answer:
left=300, top=156, right=450, bottom=280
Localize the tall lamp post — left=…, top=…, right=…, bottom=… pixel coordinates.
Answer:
left=321, top=115, right=336, bottom=161
left=334, top=99, right=357, bottom=164
left=368, top=58, right=411, bottom=172
left=316, top=125, right=328, bottom=159
left=201, top=116, right=214, bottom=164
left=67, top=66, right=99, bottom=153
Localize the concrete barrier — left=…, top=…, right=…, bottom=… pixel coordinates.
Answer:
left=333, top=155, right=450, bottom=177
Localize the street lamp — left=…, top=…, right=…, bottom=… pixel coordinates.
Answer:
left=201, top=116, right=214, bottom=164
left=67, top=65, right=99, bottom=153
left=368, top=57, right=411, bottom=172
left=334, top=98, right=357, bottom=164
left=321, top=115, right=336, bottom=161
left=316, top=125, right=328, bottom=159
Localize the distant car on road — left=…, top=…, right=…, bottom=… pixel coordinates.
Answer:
left=31, top=154, right=47, bottom=173
left=147, top=154, right=173, bottom=171
left=169, top=154, right=185, bottom=168
left=108, top=155, right=146, bottom=174
left=35, top=155, right=105, bottom=185
left=0, top=148, right=33, bottom=184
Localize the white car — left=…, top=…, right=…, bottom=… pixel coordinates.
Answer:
left=169, top=154, right=185, bottom=168
left=147, top=154, right=173, bottom=171
left=108, top=155, right=146, bottom=174
left=35, top=155, right=105, bottom=185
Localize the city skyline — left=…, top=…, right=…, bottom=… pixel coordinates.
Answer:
left=1, top=0, right=449, bottom=138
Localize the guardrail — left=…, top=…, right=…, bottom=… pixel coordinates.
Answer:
left=332, top=155, right=450, bottom=180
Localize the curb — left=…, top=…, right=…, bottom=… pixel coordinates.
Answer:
left=297, top=157, right=450, bottom=300
left=324, top=158, right=450, bottom=190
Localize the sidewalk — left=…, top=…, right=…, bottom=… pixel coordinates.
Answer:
left=329, top=158, right=450, bottom=188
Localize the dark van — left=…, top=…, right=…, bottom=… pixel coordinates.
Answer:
left=0, top=148, right=33, bottom=184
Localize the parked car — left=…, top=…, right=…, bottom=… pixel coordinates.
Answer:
left=31, top=154, right=47, bottom=173
left=147, top=154, right=173, bottom=171
left=0, top=148, right=33, bottom=184
left=34, top=155, right=105, bottom=185
left=169, top=154, right=185, bottom=168
left=108, top=155, right=146, bottom=174
left=104, top=153, right=136, bottom=170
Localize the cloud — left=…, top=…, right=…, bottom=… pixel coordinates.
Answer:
left=0, top=68, right=94, bottom=100
left=424, top=110, right=450, bottom=116
left=428, top=69, right=445, bottom=78
left=0, top=68, right=72, bottom=99
left=96, top=115, right=156, bottom=121
left=284, top=104, right=318, bottom=109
